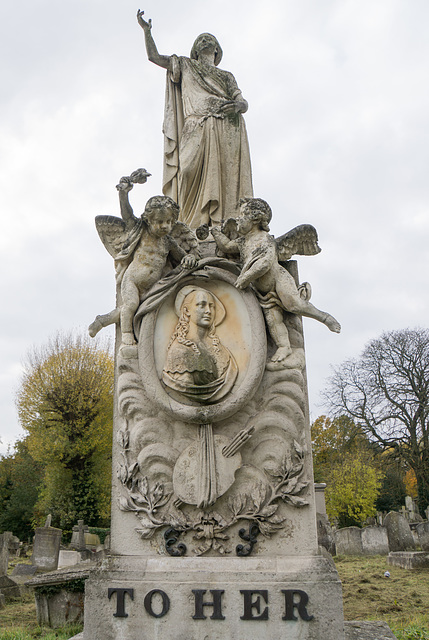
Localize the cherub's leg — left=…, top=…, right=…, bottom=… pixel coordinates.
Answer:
left=275, top=269, right=341, bottom=333
left=263, top=306, right=292, bottom=362
left=120, top=278, right=141, bottom=345
left=88, top=308, right=120, bottom=338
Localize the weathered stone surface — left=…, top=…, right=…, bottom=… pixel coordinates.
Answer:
left=0, top=532, right=12, bottom=574
left=0, top=575, right=21, bottom=600
left=32, top=527, right=62, bottom=572
left=84, top=555, right=345, bottom=640
left=35, top=590, right=84, bottom=628
left=317, top=513, right=336, bottom=555
left=344, top=620, right=397, bottom=639
left=11, top=563, right=37, bottom=584
left=335, top=527, right=363, bottom=556
left=387, top=551, right=429, bottom=570
left=314, top=482, right=327, bottom=515
left=0, top=592, right=5, bottom=609
left=383, top=512, right=415, bottom=552
left=361, top=526, right=389, bottom=556
left=416, top=521, right=429, bottom=551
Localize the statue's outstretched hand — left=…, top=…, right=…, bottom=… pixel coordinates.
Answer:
left=137, top=9, right=152, bottom=30
left=116, top=177, right=133, bottom=192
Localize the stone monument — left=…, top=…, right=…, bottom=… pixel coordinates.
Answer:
left=83, top=11, right=346, bottom=640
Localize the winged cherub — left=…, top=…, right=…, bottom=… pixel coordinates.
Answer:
left=210, top=197, right=341, bottom=365
left=88, top=171, right=200, bottom=346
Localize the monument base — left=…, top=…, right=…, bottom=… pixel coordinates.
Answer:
left=83, top=554, right=345, bottom=639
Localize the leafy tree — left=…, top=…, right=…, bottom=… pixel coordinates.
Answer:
left=311, top=415, right=383, bottom=526
left=323, top=328, right=429, bottom=516
left=325, top=452, right=383, bottom=528
left=16, top=332, right=113, bottom=531
left=0, top=439, right=43, bottom=540
left=311, top=414, right=369, bottom=482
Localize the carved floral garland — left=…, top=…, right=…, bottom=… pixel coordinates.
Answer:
left=117, top=423, right=309, bottom=556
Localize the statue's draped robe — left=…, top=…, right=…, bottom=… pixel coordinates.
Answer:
left=163, top=55, right=253, bottom=229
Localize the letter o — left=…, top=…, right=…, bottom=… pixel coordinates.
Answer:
left=144, top=589, right=170, bottom=618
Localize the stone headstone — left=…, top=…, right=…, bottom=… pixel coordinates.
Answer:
left=0, top=575, right=21, bottom=600
left=0, top=533, right=10, bottom=575
left=70, top=520, right=89, bottom=551
left=387, top=551, right=429, bottom=570
left=335, top=527, right=363, bottom=555
left=416, top=521, right=429, bottom=551
left=383, top=511, right=415, bottom=552
left=361, top=526, right=389, bottom=555
left=32, top=526, right=62, bottom=572
left=84, top=533, right=100, bottom=548
left=58, top=550, right=84, bottom=568
left=0, top=592, right=5, bottom=609
left=11, top=563, right=38, bottom=585
left=425, top=506, right=429, bottom=521
left=314, top=482, right=327, bottom=515
left=317, top=513, right=336, bottom=555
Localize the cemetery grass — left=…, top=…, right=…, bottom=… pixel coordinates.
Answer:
left=0, top=593, right=82, bottom=639
left=335, top=554, right=429, bottom=639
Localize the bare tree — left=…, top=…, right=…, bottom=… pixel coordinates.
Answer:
left=323, top=328, right=429, bottom=515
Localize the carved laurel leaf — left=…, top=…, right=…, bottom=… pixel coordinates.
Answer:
left=291, top=481, right=309, bottom=495
left=139, top=476, right=149, bottom=496
left=293, top=439, right=304, bottom=458
left=118, top=496, right=138, bottom=512
left=258, top=504, right=278, bottom=518
left=281, top=476, right=299, bottom=494
left=228, top=493, right=247, bottom=516
left=116, top=428, right=130, bottom=449
left=251, top=483, right=267, bottom=512
left=136, top=521, right=160, bottom=539
left=283, top=495, right=309, bottom=507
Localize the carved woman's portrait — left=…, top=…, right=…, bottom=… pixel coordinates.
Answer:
left=162, top=286, right=238, bottom=403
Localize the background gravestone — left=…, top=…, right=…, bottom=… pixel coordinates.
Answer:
left=0, top=533, right=11, bottom=575
left=383, top=512, right=415, bottom=552
left=361, top=526, right=389, bottom=555
left=335, top=527, right=364, bottom=556
left=416, top=521, right=429, bottom=551
left=32, top=526, right=62, bottom=572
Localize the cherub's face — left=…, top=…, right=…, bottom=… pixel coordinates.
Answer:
left=236, top=212, right=254, bottom=236
left=185, top=290, right=215, bottom=328
left=147, top=208, right=175, bottom=237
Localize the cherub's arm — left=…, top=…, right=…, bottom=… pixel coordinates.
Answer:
left=137, top=11, right=172, bottom=70
left=210, top=227, right=240, bottom=254
left=116, top=179, right=138, bottom=230
left=235, top=239, right=276, bottom=289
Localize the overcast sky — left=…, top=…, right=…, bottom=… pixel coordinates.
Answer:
left=1, top=0, right=428, bottom=455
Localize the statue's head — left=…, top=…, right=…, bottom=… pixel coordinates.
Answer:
left=191, top=33, right=223, bottom=66
left=143, top=195, right=179, bottom=236
left=238, top=197, right=272, bottom=232
left=175, top=286, right=226, bottom=329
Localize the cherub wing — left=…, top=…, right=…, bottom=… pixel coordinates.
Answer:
left=94, top=215, right=128, bottom=258
left=276, top=224, right=321, bottom=261
left=170, top=221, right=200, bottom=256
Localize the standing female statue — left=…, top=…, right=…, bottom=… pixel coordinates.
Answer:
left=137, top=11, right=254, bottom=230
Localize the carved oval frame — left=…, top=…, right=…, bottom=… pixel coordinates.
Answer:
left=138, top=268, right=267, bottom=424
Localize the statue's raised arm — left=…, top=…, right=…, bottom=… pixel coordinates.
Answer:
left=137, top=10, right=171, bottom=70
left=137, top=12, right=254, bottom=230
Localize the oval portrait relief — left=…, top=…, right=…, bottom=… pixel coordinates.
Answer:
left=138, top=274, right=267, bottom=424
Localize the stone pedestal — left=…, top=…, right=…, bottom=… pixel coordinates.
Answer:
left=84, top=555, right=344, bottom=640
left=32, top=527, right=62, bottom=572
